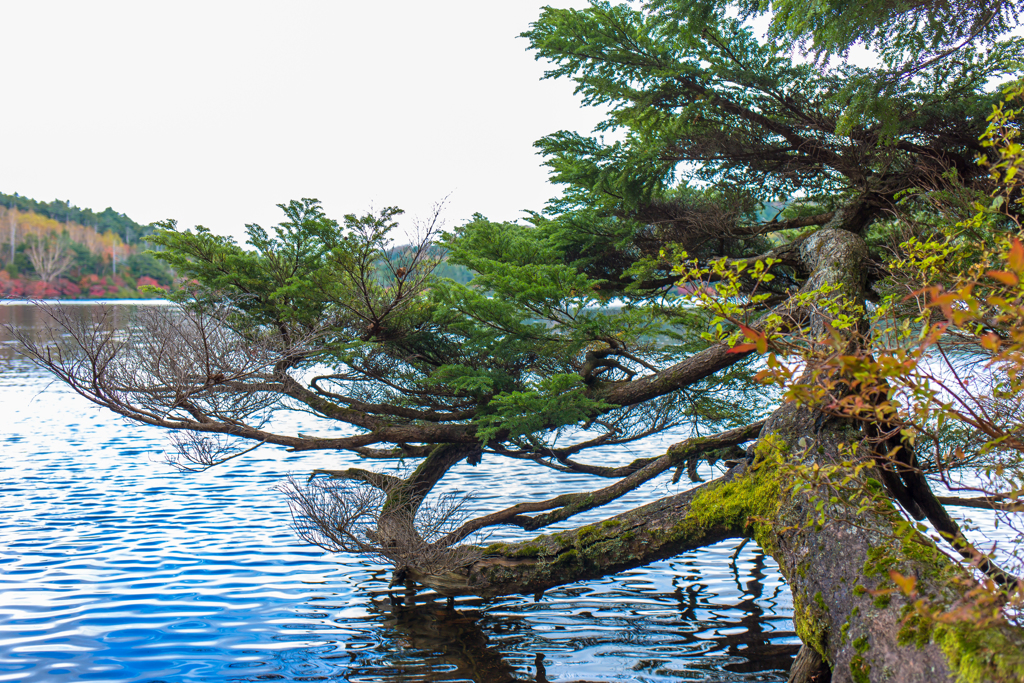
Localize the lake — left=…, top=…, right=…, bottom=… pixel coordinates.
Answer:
left=0, top=301, right=798, bottom=682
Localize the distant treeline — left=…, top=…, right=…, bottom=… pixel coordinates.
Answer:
left=0, top=193, right=474, bottom=298
left=0, top=194, right=173, bottom=299
left=0, top=192, right=151, bottom=243
left=0, top=194, right=795, bottom=298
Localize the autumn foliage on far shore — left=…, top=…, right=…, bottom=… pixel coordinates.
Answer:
left=0, top=271, right=168, bottom=300
left=0, top=202, right=174, bottom=299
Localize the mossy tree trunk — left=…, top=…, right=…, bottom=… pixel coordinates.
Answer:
left=412, top=405, right=1024, bottom=682
left=409, top=223, right=1024, bottom=682
left=759, top=405, right=1024, bottom=683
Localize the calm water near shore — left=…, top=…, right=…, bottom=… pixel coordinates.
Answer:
left=0, top=302, right=799, bottom=682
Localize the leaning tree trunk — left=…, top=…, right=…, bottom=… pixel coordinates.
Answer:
left=408, top=221, right=1024, bottom=682
left=411, top=418, right=1024, bottom=681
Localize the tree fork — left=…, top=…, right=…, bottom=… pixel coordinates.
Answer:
left=379, top=442, right=481, bottom=521
left=411, top=225, right=1024, bottom=681
left=373, top=442, right=483, bottom=574
left=411, top=412, right=1024, bottom=681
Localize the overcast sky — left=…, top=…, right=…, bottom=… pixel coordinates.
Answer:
left=1, top=1, right=602, bottom=243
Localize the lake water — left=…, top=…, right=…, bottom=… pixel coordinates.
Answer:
left=0, top=302, right=799, bottom=682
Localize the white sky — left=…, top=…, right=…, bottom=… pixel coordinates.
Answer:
left=1, top=1, right=602, bottom=243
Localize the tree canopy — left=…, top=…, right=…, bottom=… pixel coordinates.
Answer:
left=13, top=1, right=1024, bottom=680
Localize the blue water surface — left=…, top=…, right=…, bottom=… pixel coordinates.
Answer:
left=0, top=304, right=798, bottom=682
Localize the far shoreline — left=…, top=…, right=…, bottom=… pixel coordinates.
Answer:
left=0, top=298, right=175, bottom=306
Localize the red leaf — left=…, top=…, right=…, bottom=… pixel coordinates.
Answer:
left=728, top=343, right=758, bottom=354
left=737, top=323, right=768, bottom=353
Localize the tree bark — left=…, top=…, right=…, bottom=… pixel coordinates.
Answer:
left=408, top=222, right=1024, bottom=682
left=760, top=404, right=1024, bottom=682
left=789, top=644, right=831, bottom=683
left=411, top=404, right=1024, bottom=681
left=407, top=463, right=750, bottom=598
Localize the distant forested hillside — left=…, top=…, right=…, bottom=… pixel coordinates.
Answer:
left=433, top=259, right=474, bottom=284
left=0, top=193, right=150, bottom=243
left=0, top=193, right=173, bottom=299
left=0, top=194, right=472, bottom=299
left=386, top=244, right=474, bottom=284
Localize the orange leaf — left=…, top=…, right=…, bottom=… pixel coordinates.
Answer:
left=889, top=569, right=917, bottom=596
left=1009, top=237, right=1024, bottom=273
left=981, top=332, right=1001, bottom=351
left=987, top=270, right=1019, bottom=286
left=929, top=292, right=958, bottom=308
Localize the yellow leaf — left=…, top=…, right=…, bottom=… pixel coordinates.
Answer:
left=889, top=570, right=917, bottom=596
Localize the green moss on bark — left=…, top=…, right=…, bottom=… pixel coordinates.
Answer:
left=850, top=654, right=871, bottom=683
left=899, top=608, right=1024, bottom=682
left=934, top=621, right=1024, bottom=683
left=687, top=435, right=785, bottom=549
left=793, top=590, right=831, bottom=663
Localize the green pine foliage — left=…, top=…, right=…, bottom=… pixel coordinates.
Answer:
left=647, top=0, right=1023, bottom=70
left=138, top=0, right=1021, bottom=455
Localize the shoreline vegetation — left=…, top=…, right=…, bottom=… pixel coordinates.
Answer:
left=0, top=193, right=476, bottom=300
left=0, top=193, right=173, bottom=299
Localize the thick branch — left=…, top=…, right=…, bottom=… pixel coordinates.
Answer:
left=597, top=210, right=878, bottom=410
left=937, top=495, right=1024, bottom=512
left=438, top=421, right=764, bottom=546
left=897, top=457, right=1021, bottom=587
left=408, top=463, right=753, bottom=598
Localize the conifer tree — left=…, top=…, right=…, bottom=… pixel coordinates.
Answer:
left=15, top=2, right=1024, bottom=680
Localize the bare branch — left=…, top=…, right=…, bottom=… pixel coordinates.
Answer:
left=164, top=432, right=267, bottom=472
left=309, top=467, right=402, bottom=491
left=279, top=475, right=484, bottom=577
left=936, top=496, right=1024, bottom=512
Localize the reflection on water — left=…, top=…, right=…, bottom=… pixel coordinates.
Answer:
left=0, top=302, right=798, bottom=682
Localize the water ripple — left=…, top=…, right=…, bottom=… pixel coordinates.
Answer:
left=1, top=306, right=797, bottom=682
